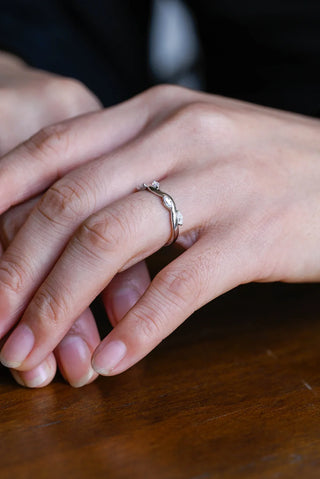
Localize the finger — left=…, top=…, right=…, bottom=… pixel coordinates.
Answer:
left=0, top=198, right=100, bottom=387
left=0, top=196, right=40, bottom=250
left=92, top=232, right=252, bottom=376
left=0, top=98, right=144, bottom=212
left=10, top=308, right=100, bottom=388
left=0, top=107, right=194, bottom=337
left=54, top=307, right=100, bottom=388
left=0, top=174, right=205, bottom=370
left=10, top=353, right=56, bottom=388
left=102, top=261, right=151, bottom=327
left=0, top=85, right=191, bottom=213
left=0, top=76, right=102, bottom=157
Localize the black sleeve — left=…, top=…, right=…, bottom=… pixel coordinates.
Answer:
left=0, top=0, right=152, bottom=106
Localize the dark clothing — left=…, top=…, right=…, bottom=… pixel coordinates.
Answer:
left=0, top=0, right=319, bottom=116
left=0, top=0, right=152, bottom=106
left=186, top=0, right=320, bottom=116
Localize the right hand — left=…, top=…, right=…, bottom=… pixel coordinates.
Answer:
left=1, top=83, right=320, bottom=389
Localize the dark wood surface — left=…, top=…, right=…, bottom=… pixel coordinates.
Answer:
left=1, top=270, right=320, bottom=478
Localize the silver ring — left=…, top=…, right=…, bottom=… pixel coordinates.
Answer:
left=141, top=180, right=183, bottom=246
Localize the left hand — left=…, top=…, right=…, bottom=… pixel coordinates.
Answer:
left=0, top=199, right=149, bottom=387
left=0, top=84, right=320, bottom=381
left=0, top=53, right=148, bottom=387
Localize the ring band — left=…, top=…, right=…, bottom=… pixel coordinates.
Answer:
left=141, top=180, right=183, bottom=246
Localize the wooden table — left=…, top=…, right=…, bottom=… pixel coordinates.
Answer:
left=1, top=260, right=320, bottom=478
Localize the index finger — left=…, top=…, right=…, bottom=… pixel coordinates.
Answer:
left=0, top=94, right=150, bottom=212
left=0, top=85, right=206, bottom=213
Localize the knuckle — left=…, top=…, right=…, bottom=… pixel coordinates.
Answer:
left=154, top=260, right=208, bottom=312
left=75, top=210, right=126, bottom=256
left=155, top=268, right=197, bottom=310
left=171, top=101, right=236, bottom=141
left=176, top=101, right=213, bottom=127
left=140, top=84, right=189, bottom=131
left=57, top=77, right=89, bottom=98
left=36, top=179, right=91, bottom=225
left=130, top=303, right=165, bottom=341
left=144, top=84, right=183, bottom=101
left=46, top=77, right=101, bottom=113
left=31, top=286, right=68, bottom=325
left=0, top=255, right=30, bottom=295
left=50, top=77, right=84, bottom=94
left=25, top=122, right=71, bottom=162
left=125, top=257, right=211, bottom=343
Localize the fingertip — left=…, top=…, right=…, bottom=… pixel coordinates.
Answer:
left=11, top=353, right=56, bottom=388
left=54, top=307, right=100, bottom=388
left=10, top=369, right=25, bottom=387
left=92, top=339, right=127, bottom=376
left=0, top=323, right=35, bottom=369
left=55, top=334, right=97, bottom=388
left=102, top=261, right=150, bottom=326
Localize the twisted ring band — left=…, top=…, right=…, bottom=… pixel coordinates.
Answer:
left=141, top=181, right=183, bottom=246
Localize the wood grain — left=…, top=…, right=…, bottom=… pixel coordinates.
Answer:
left=1, top=277, right=320, bottom=478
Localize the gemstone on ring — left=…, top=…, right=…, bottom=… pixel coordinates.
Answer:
left=163, top=195, right=173, bottom=208
left=140, top=180, right=183, bottom=246
left=177, top=210, right=183, bottom=226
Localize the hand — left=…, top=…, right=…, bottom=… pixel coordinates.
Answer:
left=0, top=51, right=109, bottom=387
left=0, top=50, right=101, bottom=155
left=0, top=198, right=150, bottom=388
left=0, top=53, right=151, bottom=387
left=0, top=84, right=319, bottom=384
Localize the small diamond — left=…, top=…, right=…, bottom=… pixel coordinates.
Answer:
left=151, top=180, right=160, bottom=189
left=177, top=211, right=183, bottom=225
left=163, top=195, right=173, bottom=208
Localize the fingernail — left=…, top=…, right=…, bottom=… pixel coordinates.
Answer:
left=58, top=335, right=95, bottom=388
left=13, top=361, right=51, bottom=388
left=110, top=287, right=141, bottom=323
left=0, top=324, right=34, bottom=368
left=92, top=340, right=127, bottom=375
left=10, top=370, right=26, bottom=387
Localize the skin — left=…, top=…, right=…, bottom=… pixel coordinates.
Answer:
left=0, top=51, right=143, bottom=388
left=0, top=78, right=320, bottom=385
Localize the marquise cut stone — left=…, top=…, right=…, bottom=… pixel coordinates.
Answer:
left=163, top=195, right=173, bottom=208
